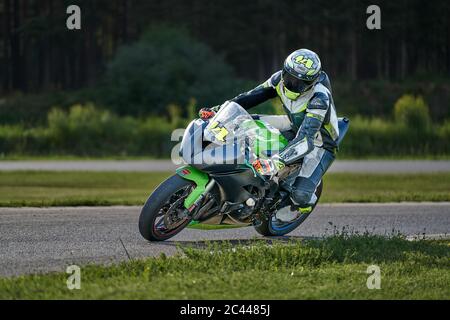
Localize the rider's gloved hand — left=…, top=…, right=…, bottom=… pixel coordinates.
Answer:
left=198, top=105, right=220, bottom=120
left=198, top=108, right=215, bottom=120
left=252, top=155, right=285, bottom=177
left=198, top=106, right=219, bottom=120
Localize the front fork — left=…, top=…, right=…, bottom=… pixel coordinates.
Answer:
left=175, top=165, right=215, bottom=213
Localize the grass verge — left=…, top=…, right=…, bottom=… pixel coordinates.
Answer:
left=0, top=171, right=449, bottom=207
left=0, top=234, right=449, bottom=299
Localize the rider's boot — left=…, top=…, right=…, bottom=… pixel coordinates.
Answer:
left=294, top=192, right=317, bottom=215
left=276, top=193, right=317, bottom=222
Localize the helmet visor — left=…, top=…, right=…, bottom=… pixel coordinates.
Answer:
left=282, top=69, right=315, bottom=94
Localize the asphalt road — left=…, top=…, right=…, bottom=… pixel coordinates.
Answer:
left=0, top=160, right=449, bottom=172
left=0, top=203, right=449, bottom=277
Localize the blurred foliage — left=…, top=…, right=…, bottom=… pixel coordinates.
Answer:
left=394, top=94, right=430, bottom=131
left=2, top=1, right=449, bottom=138
left=3, top=0, right=450, bottom=94
left=332, top=80, right=450, bottom=121
left=2, top=79, right=450, bottom=127
left=338, top=116, right=450, bottom=158
left=98, top=27, right=247, bottom=116
left=0, top=104, right=179, bottom=157
left=2, top=2, right=449, bottom=159
left=0, top=104, right=449, bottom=158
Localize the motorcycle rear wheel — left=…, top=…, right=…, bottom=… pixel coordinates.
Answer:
left=254, top=179, right=323, bottom=237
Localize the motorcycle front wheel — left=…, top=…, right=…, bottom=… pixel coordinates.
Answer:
left=139, top=174, right=194, bottom=241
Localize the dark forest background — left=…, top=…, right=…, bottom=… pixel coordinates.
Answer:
left=2, top=0, right=450, bottom=91
left=0, top=0, right=449, bottom=157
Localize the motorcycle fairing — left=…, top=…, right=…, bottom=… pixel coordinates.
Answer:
left=175, top=165, right=209, bottom=209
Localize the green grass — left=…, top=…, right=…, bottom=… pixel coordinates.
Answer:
left=322, top=173, right=450, bottom=202
left=0, top=171, right=449, bottom=207
left=0, top=171, right=170, bottom=207
left=1, top=235, right=449, bottom=299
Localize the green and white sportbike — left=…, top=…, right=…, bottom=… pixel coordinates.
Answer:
left=139, top=101, right=349, bottom=241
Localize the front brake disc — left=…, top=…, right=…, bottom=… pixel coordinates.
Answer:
left=164, top=197, right=189, bottom=229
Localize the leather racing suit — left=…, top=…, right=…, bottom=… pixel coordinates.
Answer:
left=229, top=70, right=340, bottom=211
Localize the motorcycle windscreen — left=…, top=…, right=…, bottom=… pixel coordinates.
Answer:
left=204, top=101, right=288, bottom=159
left=204, top=101, right=253, bottom=144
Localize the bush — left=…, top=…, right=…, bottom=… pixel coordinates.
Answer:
left=135, top=117, right=177, bottom=157
left=45, top=103, right=178, bottom=157
left=332, top=80, right=450, bottom=122
left=0, top=125, right=51, bottom=156
left=439, top=120, right=450, bottom=148
left=338, top=116, right=449, bottom=158
left=46, top=104, right=141, bottom=156
left=101, top=27, right=246, bottom=117
left=394, top=94, right=431, bottom=131
left=0, top=125, right=25, bottom=156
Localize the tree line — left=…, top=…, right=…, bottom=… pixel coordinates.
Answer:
left=1, top=0, right=450, bottom=95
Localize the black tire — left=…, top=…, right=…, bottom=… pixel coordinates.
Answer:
left=254, top=179, right=323, bottom=237
left=139, top=174, right=194, bottom=241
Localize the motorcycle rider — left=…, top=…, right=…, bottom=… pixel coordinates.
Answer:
left=199, top=49, right=339, bottom=220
